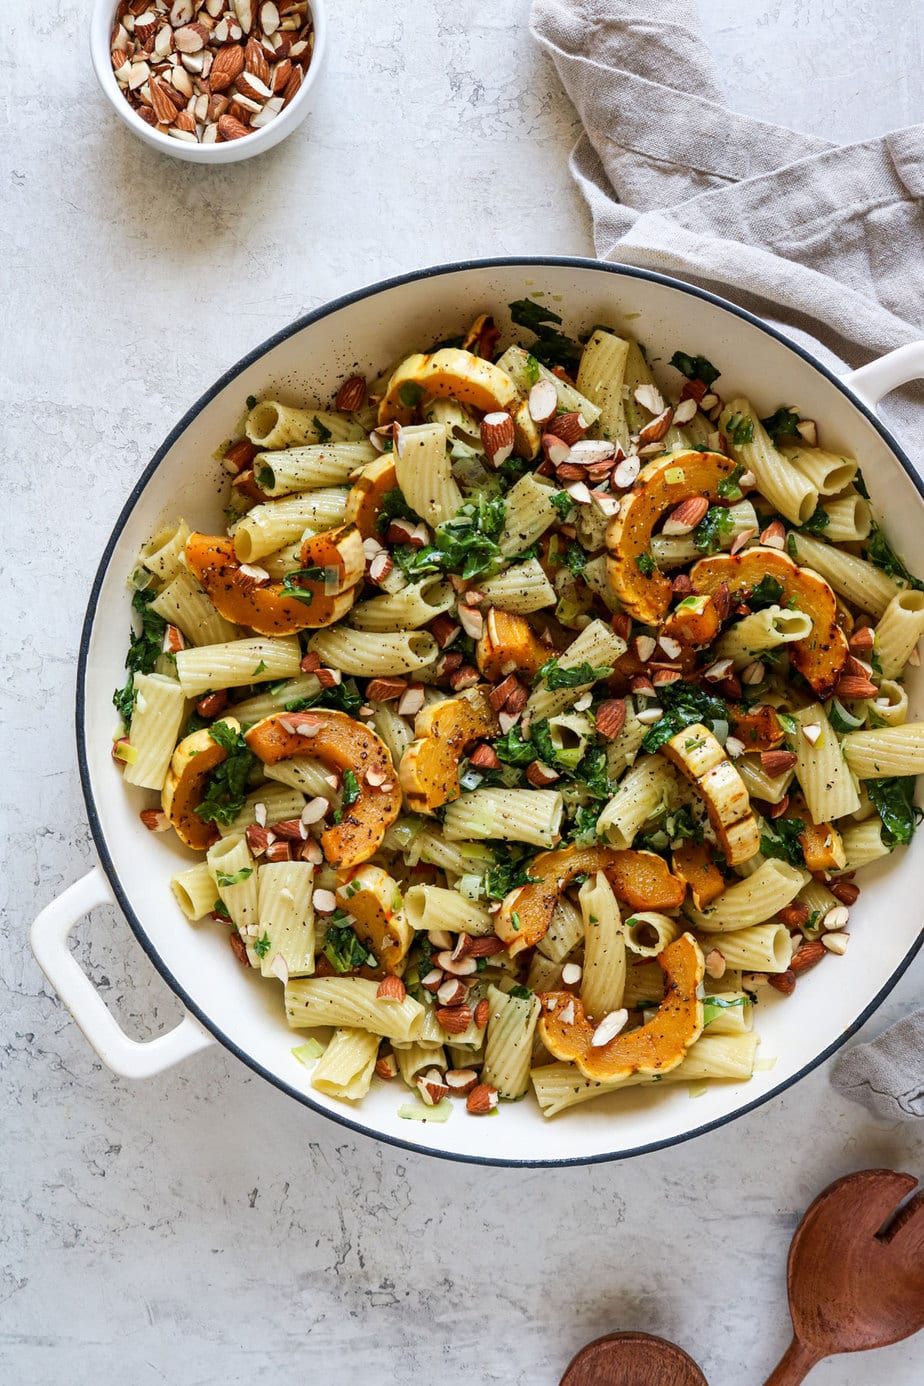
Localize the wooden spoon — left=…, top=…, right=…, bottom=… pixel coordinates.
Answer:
left=560, top=1331, right=708, bottom=1386
left=764, top=1168, right=924, bottom=1384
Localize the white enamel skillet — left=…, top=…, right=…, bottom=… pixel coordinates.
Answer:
left=31, top=259, right=924, bottom=1166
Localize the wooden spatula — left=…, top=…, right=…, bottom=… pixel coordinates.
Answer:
left=560, top=1331, right=708, bottom=1386
left=764, top=1168, right=924, bottom=1384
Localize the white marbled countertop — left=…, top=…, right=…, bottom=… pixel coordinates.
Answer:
left=4, top=1, right=923, bottom=1383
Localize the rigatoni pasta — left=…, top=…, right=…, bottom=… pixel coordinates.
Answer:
left=111, top=305, right=924, bottom=1127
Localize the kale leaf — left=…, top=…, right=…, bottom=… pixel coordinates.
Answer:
left=867, top=777, right=922, bottom=848
left=759, top=817, right=806, bottom=867
left=669, top=351, right=720, bottom=388
left=323, top=919, right=376, bottom=973
left=285, top=677, right=362, bottom=717
left=748, top=575, right=785, bottom=608
left=195, top=722, right=257, bottom=827
left=535, top=658, right=613, bottom=690
left=508, top=299, right=582, bottom=373
left=800, top=505, right=830, bottom=537
left=693, top=505, right=734, bottom=555
left=724, top=413, right=755, bottom=446
left=641, top=681, right=729, bottom=754
left=484, top=845, right=541, bottom=901
left=866, top=524, right=924, bottom=591
left=112, top=589, right=168, bottom=727
left=760, top=406, right=801, bottom=443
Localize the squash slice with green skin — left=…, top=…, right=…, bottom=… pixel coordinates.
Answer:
left=335, top=865, right=413, bottom=975
left=161, top=717, right=240, bottom=851
left=494, top=844, right=685, bottom=957
left=399, top=687, right=499, bottom=814
left=539, top=933, right=705, bottom=1080
left=185, top=531, right=361, bottom=635
left=605, top=450, right=739, bottom=623
left=344, top=456, right=398, bottom=540
left=245, top=711, right=401, bottom=868
left=688, top=545, right=849, bottom=699
left=378, top=348, right=520, bottom=426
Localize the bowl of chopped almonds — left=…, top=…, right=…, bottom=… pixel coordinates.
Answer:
left=91, top=0, right=326, bottom=162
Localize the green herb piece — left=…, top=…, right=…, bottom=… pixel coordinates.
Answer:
left=576, top=743, right=612, bottom=801
left=398, top=381, right=426, bottom=409
left=760, top=406, right=801, bottom=442
left=867, top=777, right=922, bottom=848
left=759, top=817, right=806, bottom=866
left=285, top=677, right=362, bottom=717
left=568, top=804, right=601, bottom=845
left=854, top=468, right=870, bottom=499
left=213, top=898, right=231, bottom=920
left=508, top=984, right=533, bottom=1000
left=312, top=415, right=332, bottom=443
left=252, top=661, right=267, bottom=676
left=377, top=487, right=419, bottom=532
left=536, top=657, right=613, bottom=691
left=550, top=490, right=574, bottom=520
left=508, top=299, right=582, bottom=373
left=323, top=921, right=376, bottom=974
left=431, top=493, right=507, bottom=581
left=669, top=351, right=720, bottom=387
left=494, top=724, right=538, bottom=767
left=254, top=931, right=271, bottom=959
left=777, top=711, right=798, bottom=736
left=246, top=394, right=257, bottom=411
left=392, top=544, right=443, bottom=581
left=717, top=463, right=746, bottom=500
left=510, top=911, right=522, bottom=931
left=184, top=710, right=211, bottom=736
left=256, top=465, right=275, bottom=490
left=800, top=505, right=830, bottom=537
left=484, top=846, right=541, bottom=901
left=524, top=354, right=541, bottom=386
left=640, top=681, right=728, bottom=754
left=693, top=506, right=734, bottom=555
left=786, top=532, right=798, bottom=560
left=636, top=551, right=656, bottom=577
left=748, top=575, right=785, bottom=608
left=725, top=413, right=755, bottom=446
left=215, top=867, right=254, bottom=888
left=342, top=769, right=361, bottom=809
left=112, top=588, right=169, bottom=727
left=866, top=524, right=924, bottom=591
left=195, top=723, right=257, bottom=827
left=565, top=542, right=587, bottom=575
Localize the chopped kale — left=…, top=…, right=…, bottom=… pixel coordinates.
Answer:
left=377, top=487, right=419, bottom=532
left=285, top=677, right=362, bottom=717
left=535, top=658, right=613, bottom=690
left=641, top=680, right=729, bottom=754
left=494, top=724, right=539, bottom=767
left=867, top=777, right=922, bottom=848
left=508, top=984, right=533, bottom=1000
left=550, top=490, right=575, bottom=520
left=800, top=505, right=830, bottom=537
left=866, top=523, right=924, bottom=591
left=508, top=299, right=582, bottom=373
left=215, top=867, right=253, bottom=888
left=398, top=381, right=426, bottom=409
left=669, top=351, right=720, bottom=388
left=256, top=464, right=275, bottom=490
left=759, top=817, right=806, bottom=867
left=254, top=932, right=272, bottom=960
left=565, top=542, right=587, bottom=575
left=724, top=413, right=755, bottom=446
left=576, top=743, right=612, bottom=801
left=484, top=846, right=541, bottom=901
left=717, top=463, right=747, bottom=500
left=693, top=505, right=734, bottom=555
left=112, top=588, right=168, bottom=727
left=312, top=415, right=332, bottom=443
left=323, top=921, right=376, bottom=973
left=760, top=406, right=801, bottom=443
left=636, top=551, right=657, bottom=577
left=195, top=722, right=257, bottom=827
left=748, top=575, right=785, bottom=608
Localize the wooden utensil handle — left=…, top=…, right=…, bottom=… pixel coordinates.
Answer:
left=763, top=1339, right=820, bottom=1386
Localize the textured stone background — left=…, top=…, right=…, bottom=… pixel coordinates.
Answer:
left=3, top=2, right=923, bottom=1382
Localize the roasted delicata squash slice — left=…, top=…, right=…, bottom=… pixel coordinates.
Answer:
left=475, top=608, right=550, bottom=681
left=186, top=530, right=361, bottom=635
left=539, top=933, right=705, bottom=1081
left=671, top=842, right=725, bottom=910
left=606, top=450, right=740, bottom=624
left=378, top=348, right=520, bottom=426
left=399, top=687, right=499, bottom=813
left=494, top=844, right=686, bottom=957
left=161, top=717, right=240, bottom=850
left=344, top=456, right=398, bottom=540
left=335, top=865, right=413, bottom=974
left=688, top=546, right=849, bottom=699
left=786, top=795, right=847, bottom=872
left=728, top=703, right=786, bottom=752
left=245, top=711, right=402, bottom=868
left=661, top=593, right=721, bottom=647
left=659, top=722, right=760, bottom=866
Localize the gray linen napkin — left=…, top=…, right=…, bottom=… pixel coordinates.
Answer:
left=531, top=0, right=924, bottom=1119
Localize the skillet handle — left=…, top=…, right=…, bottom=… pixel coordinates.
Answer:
left=843, top=341, right=924, bottom=409
left=30, top=867, right=215, bottom=1078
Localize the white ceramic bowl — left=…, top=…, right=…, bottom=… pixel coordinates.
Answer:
left=32, top=259, right=924, bottom=1165
left=90, top=0, right=326, bottom=163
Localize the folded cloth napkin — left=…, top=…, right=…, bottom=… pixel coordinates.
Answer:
left=531, top=0, right=924, bottom=1119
